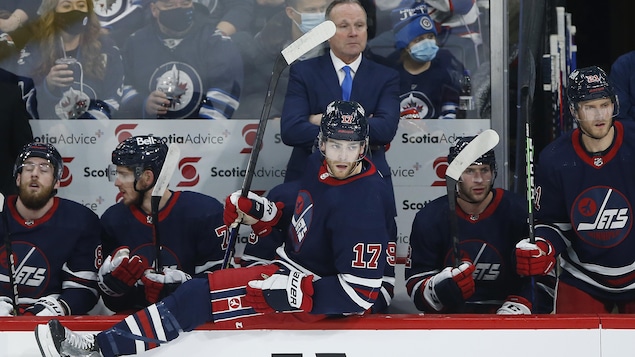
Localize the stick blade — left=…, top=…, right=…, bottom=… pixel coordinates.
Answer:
left=281, top=20, right=336, bottom=65
left=445, top=129, right=500, bottom=181
left=151, top=143, right=180, bottom=197
left=0, top=193, right=4, bottom=213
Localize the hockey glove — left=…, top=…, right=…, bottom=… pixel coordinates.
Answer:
left=515, top=237, right=556, bottom=276
left=24, top=296, right=68, bottom=316
left=141, top=267, right=192, bottom=303
left=422, top=262, right=475, bottom=311
left=0, top=296, right=15, bottom=316
left=496, top=295, right=532, bottom=315
left=98, top=247, right=147, bottom=297
left=224, top=190, right=284, bottom=237
left=245, top=267, right=314, bottom=313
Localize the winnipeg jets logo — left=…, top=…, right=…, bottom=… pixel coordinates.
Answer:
left=94, top=0, right=125, bottom=22
left=399, top=91, right=433, bottom=119
left=572, top=186, right=631, bottom=248
left=150, top=62, right=203, bottom=118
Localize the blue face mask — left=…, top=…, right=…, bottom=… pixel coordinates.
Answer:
left=291, top=8, right=325, bottom=33
left=408, top=39, right=439, bottom=63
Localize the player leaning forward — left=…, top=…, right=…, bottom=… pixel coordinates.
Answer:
left=515, top=66, right=635, bottom=313
left=34, top=100, right=395, bottom=357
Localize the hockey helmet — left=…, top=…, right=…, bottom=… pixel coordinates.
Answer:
left=567, top=66, right=619, bottom=116
left=110, top=135, right=168, bottom=182
left=13, top=142, right=64, bottom=181
left=319, top=100, right=368, bottom=142
left=448, top=135, right=497, bottom=182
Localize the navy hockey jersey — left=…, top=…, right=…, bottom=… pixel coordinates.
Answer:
left=405, top=188, right=552, bottom=313
left=535, top=120, right=635, bottom=301
left=99, top=190, right=226, bottom=312
left=0, top=196, right=100, bottom=315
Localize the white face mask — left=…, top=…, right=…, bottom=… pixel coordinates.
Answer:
left=291, top=8, right=325, bottom=33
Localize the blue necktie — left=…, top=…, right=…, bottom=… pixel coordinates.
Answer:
left=341, top=65, right=352, bottom=101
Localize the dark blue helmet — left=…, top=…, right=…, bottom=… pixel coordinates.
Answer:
left=111, top=135, right=168, bottom=180
left=13, top=142, right=64, bottom=181
left=567, top=66, right=619, bottom=116
left=320, top=100, right=368, bottom=142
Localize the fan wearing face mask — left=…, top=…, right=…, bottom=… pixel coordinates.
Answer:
left=391, top=3, right=465, bottom=119
left=5, top=0, right=124, bottom=119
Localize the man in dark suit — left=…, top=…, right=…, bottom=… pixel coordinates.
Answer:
left=281, top=0, right=399, bottom=217
left=0, top=67, right=34, bottom=196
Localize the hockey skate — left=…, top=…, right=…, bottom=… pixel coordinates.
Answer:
left=35, top=319, right=101, bottom=357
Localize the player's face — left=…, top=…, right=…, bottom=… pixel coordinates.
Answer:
left=458, top=164, right=493, bottom=203
left=327, top=3, right=367, bottom=63
left=114, top=166, right=146, bottom=206
left=321, top=138, right=364, bottom=179
left=16, top=157, right=58, bottom=210
left=575, top=97, right=614, bottom=139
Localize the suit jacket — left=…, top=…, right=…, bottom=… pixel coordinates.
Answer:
left=281, top=53, right=399, bottom=196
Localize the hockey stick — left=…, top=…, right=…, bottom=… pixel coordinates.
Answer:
left=0, top=193, right=18, bottom=315
left=221, top=20, right=336, bottom=269
left=445, top=129, right=499, bottom=267
left=150, top=143, right=180, bottom=272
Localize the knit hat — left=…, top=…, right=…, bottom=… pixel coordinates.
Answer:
left=392, top=4, right=437, bottom=50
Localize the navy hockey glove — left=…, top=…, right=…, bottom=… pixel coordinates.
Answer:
left=98, top=247, right=147, bottom=297
left=497, top=295, right=532, bottom=315
left=245, top=266, right=314, bottom=313
left=515, top=237, right=556, bottom=276
left=422, top=262, right=475, bottom=311
left=141, top=267, right=191, bottom=303
left=224, top=190, right=284, bottom=237
left=24, top=296, right=69, bottom=316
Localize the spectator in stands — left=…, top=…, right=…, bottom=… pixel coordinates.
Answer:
left=0, top=68, right=34, bottom=196
left=199, top=0, right=254, bottom=37
left=0, top=142, right=101, bottom=316
left=117, top=0, right=243, bottom=119
left=405, top=136, right=554, bottom=314
left=9, top=0, right=125, bottom=119
left=98, top=135, right=226, bottom=313
left=233, top=0, right=331, bottom=119
left=95, top=0, right=151, bottom=49
left=388, top=3, right=463, bottom=119
left=609, top=50, right=635, bottom=121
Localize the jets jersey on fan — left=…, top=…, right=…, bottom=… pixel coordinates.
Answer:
left=406, top=188, right=554, bottom=313
left=0, top=196, right=100, bottom=314
left=119, top=13, right=243, bottom=119
left=396, top=50, right=463, bottom=119
left=535, top=120, right=635, bottom=301
left=100, top=190, right=226, bottom=312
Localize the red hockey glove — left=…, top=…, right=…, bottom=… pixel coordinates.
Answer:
left=496, top=295, right=532, bottom=315
left=223, top=190, right=284, bottom=236
left=98, top=247, right=147, bottom=297
left=422, top=262, right=475, bottom=311
left=245, top=266, right=314, bottom=313
left=141, top=267, right=191, bottom=303
left=515, top=237, right=556, bottom=276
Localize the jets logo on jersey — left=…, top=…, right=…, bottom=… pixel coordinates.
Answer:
left=444, top=240, right=503, bottom=281
left=0, top=243, right=48, bottom=297
left=94, top=0, right=140, bottom=24
left=149, top=62, right=203, bottom=118
left=572, top=186, right=631, bottom=248
left=290, top=190, right=313, bottom=251
left=399, top=91, right=435, bottom=119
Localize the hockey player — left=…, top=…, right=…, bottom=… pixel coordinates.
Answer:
left=515, top=66, right=635, bottom=313
left=0, top=142, right=101, bottom=316
left=405, top=136, right=554, bottom=314
left=98, top=135, right=226, bottom=313
left=117, top=0, right=243, bottom=119
left=34, top=100, right=394, bottom=357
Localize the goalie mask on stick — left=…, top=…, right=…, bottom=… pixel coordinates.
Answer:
left=109, top=135, right=168, bottom=193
